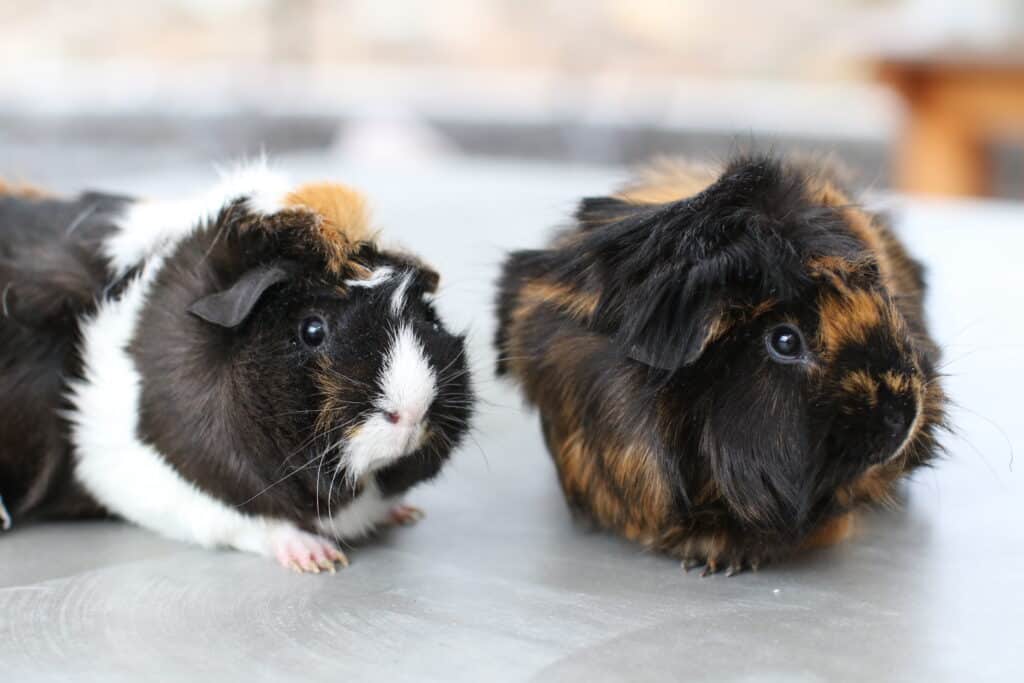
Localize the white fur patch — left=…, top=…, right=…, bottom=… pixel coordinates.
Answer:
left=390, top=272, right=412, bottom=315
left=341, top=325, right=435, bottom=480
left=64, top=161, right=322, bottom=558
left=103, top=160, right=290, bottom=276
left=66, top=258, right=294, bottom=556
left=315, top=479, right=395, bottom=540
left=381, top=325, right=436, bottom=417
left=346, top=266, right=394, bottom=289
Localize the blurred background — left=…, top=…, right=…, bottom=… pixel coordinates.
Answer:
left=3, top=0, right=1024, bottom=197
left=3, top=5, right=1024, bottom=679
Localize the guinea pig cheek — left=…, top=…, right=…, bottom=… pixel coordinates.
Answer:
left=342, top=325, right=436, bottom=479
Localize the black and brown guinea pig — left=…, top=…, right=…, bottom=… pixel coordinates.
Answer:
left=0, top=166, right=473, bottom=572
left=495, top=155, right=946, bottom=575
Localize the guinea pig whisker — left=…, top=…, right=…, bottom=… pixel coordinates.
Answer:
left=326, top=371, right=373, bottom=391
left=275, top=433, right=328, bottom=471
left=461, top=430, right=490, bottom=469
left=315, top=442, right=336, bottom=532
left=276, top=416, right=361, bottom=473
left=434, top=349, right=468, bottom=380
left=435, top=370, right=473, bottom=388
left=235, top=451, right=326, bottom=507
left=328, top=448, right=354, bottom=525
left=949, top=400, right=1015, bottom=474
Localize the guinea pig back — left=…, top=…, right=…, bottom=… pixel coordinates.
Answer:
left=0, top=166, right=473, bottom=571
left=495, top=155, right=946, bottom=574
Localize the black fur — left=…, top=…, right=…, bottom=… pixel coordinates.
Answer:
left=0, top=191, right=128, bottom=521
left=495, top=155, right=946, bottom=570
left=0, top=191, right=473, bottom=538
left=127, top=201, right=474, bottom=530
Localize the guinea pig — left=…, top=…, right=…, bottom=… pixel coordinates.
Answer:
left=0, top=164, right=473, bottom=572
left=495, top=155, right=946, bottom=575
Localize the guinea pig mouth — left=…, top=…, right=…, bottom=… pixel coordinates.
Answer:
left=400, top=424, right=429, bottom=455
left=870, top=392, right=925, bottom=466
left=339, top=415, right=430, bottom=483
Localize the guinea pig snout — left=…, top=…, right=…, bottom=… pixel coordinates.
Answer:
left=881, top=400, right=913, bottom=439
left=876, top=387, right=921, bottom=461
left=376, top=324, right=437, bottom=434
left=381, top=406, right=427, bottom=429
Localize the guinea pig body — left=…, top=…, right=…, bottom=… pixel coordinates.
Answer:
left=0, top=165, right=473, bottom=571
left=495, top=155, right=946, bottom=574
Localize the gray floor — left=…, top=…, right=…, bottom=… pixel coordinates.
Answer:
left=1, top=156, right=1022, bottom=681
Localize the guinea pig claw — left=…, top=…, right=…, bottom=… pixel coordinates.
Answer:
left=271, top=527, right=348, bottom=574
left=700, top=560, right=718, bottom=578
left=681, top=558, right=702, bottom=573
left=725, top=563, right=742, bottom=578
left=388, top=504, right=425, bottom=526
left=328, top=548, right=350, bottom=568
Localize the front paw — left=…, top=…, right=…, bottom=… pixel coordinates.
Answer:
left=268, top=527, right=349, bottom=574
left=387, top=503, right=425, bottom=526
left=675, top=533, right=772, bottom=577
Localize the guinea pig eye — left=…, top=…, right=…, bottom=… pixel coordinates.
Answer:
left=766, top=324, right=805, bottom=363
left=300, top=316, right=327, bottom=348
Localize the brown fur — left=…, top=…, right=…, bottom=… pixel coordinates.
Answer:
left=801, top=512, right=855, bottom=550
left=616, top=159, right=718, bottom=205
left=0, top=180, right=49, bottom=199
left=279, top=182, right=374, bottom=276
left=496, top=154, right=947, bottom=575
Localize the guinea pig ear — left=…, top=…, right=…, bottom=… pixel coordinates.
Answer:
left=575, top=157, right=806, bottom=371
left=597, top=259, right=730, bottom=371
left=187, top=263, right=290, bottom=328
left=610, top=289, right=727, bottom=371
left=419, top=266, right=440, bottom=294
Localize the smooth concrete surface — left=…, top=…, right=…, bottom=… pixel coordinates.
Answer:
left=1, top=156, right=1022, bottom=681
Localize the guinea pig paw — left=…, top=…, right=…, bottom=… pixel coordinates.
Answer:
left=387, top=504, right=425, bottom=526
left=679, top=544, right=766, bottom=578
left=270, top=528, right=349, bottom=574
left=680, top=554, right=735, bottom=578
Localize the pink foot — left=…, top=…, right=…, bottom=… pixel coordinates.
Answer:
left=269, top=527, right=348, bottom=574
left=388, top=504, right=425, bottom=526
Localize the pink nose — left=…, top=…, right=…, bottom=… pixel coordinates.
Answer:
left=383, top=411, right=401, bottom=424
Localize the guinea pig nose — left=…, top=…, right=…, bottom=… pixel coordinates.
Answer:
left=383, top=410, right=401, bottom=425
left=881, top=401, right=913, bottom=437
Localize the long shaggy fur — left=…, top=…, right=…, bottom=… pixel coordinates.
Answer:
left=495, top=154, right=946, bottom=573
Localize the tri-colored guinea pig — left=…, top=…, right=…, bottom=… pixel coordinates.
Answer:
left=0, top=166, right=473, bottom=572
left=495, top=155, right=946, bottom=574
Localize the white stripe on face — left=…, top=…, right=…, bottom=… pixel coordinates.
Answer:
left=380, top=324, right=436, bottom=421
left=390, top=272, right=412, bottom=316
left=341, top=324, right=436, bottom=479
left=345, top=266, right=394, bottom=289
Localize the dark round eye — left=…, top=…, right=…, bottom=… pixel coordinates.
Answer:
left=766, top=324, right=805, bottom=362
left=300, top=316, right=327, bottom=348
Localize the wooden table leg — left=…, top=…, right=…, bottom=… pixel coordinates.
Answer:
left=898, top=97, right=990, bottom=197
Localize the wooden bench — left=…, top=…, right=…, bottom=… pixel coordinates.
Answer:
left=878, top=52, right=1024, bottom=197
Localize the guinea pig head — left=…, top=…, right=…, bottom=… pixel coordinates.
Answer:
left=569, top=157, right=944, bottom=544
left=178, top=203, right=472, bottom=512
